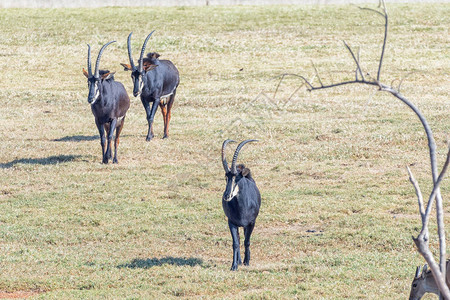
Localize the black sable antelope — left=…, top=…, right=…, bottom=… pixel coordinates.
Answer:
left=121, top=31, right=180, bottom=141
left=221, top=139, right=261, bottom=271
left=83, top=41, right=130, bottom=164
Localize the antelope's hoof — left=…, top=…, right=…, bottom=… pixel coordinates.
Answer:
left=162, top=135, right=169, bottom=139
left=146, top=136, right=153, bottom=142
left=230, top=264, right=238, bottom=271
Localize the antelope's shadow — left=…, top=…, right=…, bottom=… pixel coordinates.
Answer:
left=0, top=155, right=81, bottom=169
left=53, top=134, right=132, bottom=142
left=117, top=257, right=203, bottom=269
left=53, top=135, right=98, bottom=142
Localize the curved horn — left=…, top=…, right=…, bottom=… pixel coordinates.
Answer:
left=127, top=32, right=136, bottom=71
left=94, top=40, right=116, bottom=78
left=138, top=30, right=155, bottom=72
left=87, top=44, right=93, bottom=77
left=415, top=266, right=421, bottom=278
left=231, top=139, right=258, bottom=174
left=222, top=139, right=236, bottom=173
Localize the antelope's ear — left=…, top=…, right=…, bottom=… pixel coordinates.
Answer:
left=101, top=72, right=115, bottom=80
left=241, top=168, right=250, bottom=177
left=143, top=64, right=158, bottom=72
left=83, top=68, right=89, bottom=78
left=422, top=264, right=428, bottom=276
left=121, top=63, right=132, bottom=71
left=152, top=52, right=160, bottom=59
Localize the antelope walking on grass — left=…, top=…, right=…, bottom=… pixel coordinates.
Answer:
left=121, top=31, right=179, bottom=141
left=221, top=139, right=261, bottom=271
left=83, top=41, right=130, bottom=164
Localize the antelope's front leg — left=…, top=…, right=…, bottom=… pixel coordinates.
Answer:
left=243, top=222, right=255, bottom=266
left=104, top=119, right=117, bottom=164
left=228, top=220, right=241, bottom=271
left=142, top=100, right=155, bottom=141
left=96, top=119, right=106, bottom=163
left=146, top=98, right=160, bottom=141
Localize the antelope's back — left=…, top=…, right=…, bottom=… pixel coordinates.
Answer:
left=159, top=59, right=180, bottom=95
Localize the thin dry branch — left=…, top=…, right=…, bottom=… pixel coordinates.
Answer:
left=343, top=40, right=365, bottom=81
left=358, top=0, right=388, bottom=81
left=407, top=166, right=425, bottom=221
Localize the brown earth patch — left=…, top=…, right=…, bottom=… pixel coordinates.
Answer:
left=0, top=291, right=41, bottom=299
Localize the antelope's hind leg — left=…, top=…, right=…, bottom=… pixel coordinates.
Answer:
left=96, top=119, right=106, bottom=164
left=113, top=117, right=125, bottom=164
left=159, top=102, right=168, bottom=139
left=164, top=91, right=176, bottom=139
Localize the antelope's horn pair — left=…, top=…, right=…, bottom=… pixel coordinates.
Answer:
left=86, top=41, right=116, bottom=78
left=127, top=31, right=155, bottom=72
left=222, top=139, right=258, bottom=174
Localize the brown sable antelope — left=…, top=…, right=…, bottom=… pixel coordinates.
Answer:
left=83, top=41, right=130, bottom=164
left=121, top=31, right=180, bottom=141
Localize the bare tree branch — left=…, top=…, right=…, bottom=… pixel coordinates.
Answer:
left=407, top=166, right=425, bottom=221
left=378, top=85, right=447, bottom=283
left=358, top=0, right=388, bottom=82
left=343, top=40, right=365, bottom=81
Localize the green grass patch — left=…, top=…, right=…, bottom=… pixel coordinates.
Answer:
left=0, top=3, right=449, bottom=299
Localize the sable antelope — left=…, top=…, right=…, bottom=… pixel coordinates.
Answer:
left=410, top=262, right=450, bottom=300
left=83, top=41, right=130, bottom=164
left=221, top=139, right=261, bottom=271
left=121, top=31, right=180, bottom=141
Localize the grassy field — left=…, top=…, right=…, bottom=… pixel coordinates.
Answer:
left=0, top=3, right=449, bottom=299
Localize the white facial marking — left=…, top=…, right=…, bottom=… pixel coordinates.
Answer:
left=91, top=82, right=100, bottom=105
left=231, top=184, right=240, bottom=198
left=139, top=76, right=144, bottom=92
left=224, top=178, right=239, bottom=202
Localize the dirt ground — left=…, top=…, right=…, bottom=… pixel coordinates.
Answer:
left=0, top=291, right=40, bottom=299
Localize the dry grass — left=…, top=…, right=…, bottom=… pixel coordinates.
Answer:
left=0, top=3, right=449, bottom=299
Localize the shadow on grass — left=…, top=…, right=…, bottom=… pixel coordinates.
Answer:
left=0, top=155, right=81, bottom=168
left=54, top=134, right=132, bottom=142
left=117, top=257, right=203, bottom=269
left=53, top=135, right=98, bottom=142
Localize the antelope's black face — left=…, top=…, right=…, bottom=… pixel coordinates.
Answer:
left=131, top=69, right=144, bottom=97
left=87, top=76, right=101, bottom=104
left=223, top=165, right=249, bottom=202
left=223, top=171, right=239, bottom=202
